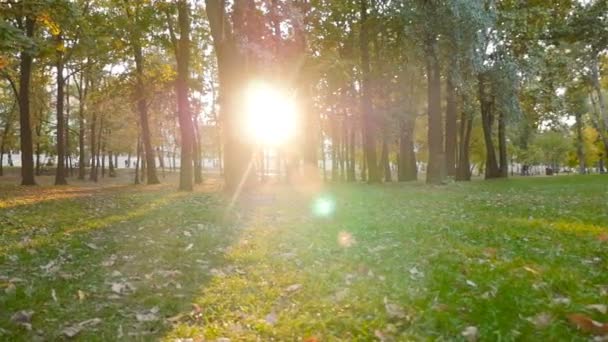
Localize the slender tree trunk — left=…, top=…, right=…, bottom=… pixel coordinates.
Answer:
left=498, top=109, right=508, bottom=177
left=478, top=73, right=501, bottom=179
left=135, top=134, right=141, bottom=184
left=18, top=16, right=36, bottom=185
left=331, top=118, right=339, bottom=181
left=89, top=111, right=97, bottom=181
left=65, top=72, right=71, bottom=177
left=591, top=56, right=607, bottom=130
left=456, top=103, right=473, bottom=181
left=575, top=111, right=586, bottom=174
left=131, top=22, right=160, bottom=185
left=206, top=0, right=255, bottom=193
left=359, top=0, right=379, bottom=183
left=193, top=116, right=203, bottom=184
left=380, top=137, right=391, bottom=182
left=109, top=150, right=115, bottom=177
left=77, top=73, right=87, bottom=180
left=425, top=39, right=443, bottom=184
left=445, top=72, right=457, bottom=177
left=55, top=35, right=68, bottom=185
left=347, top=119, right=356, bottom=182
left=175, top=0, right=195, bottom=190
left=398, top=118, right=417, bottom=181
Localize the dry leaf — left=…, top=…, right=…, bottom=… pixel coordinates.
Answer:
left=136, top=308, right=160, bottom=322
left=567, top=313, right=608, bottom=335
left=265, top=312, right=278, bottom=325
left=285, top=284, right=302, bottom=293
left=61, top=318, right=102, bottom=338
left=384, top=297, right=406, bottom=319
left=587, top=305, right=608, bottom=315
left=527, top=312, right=552, bottom=329
left=461, top=326, right=478, bottom=342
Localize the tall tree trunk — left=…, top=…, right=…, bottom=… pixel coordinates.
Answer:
left=380, top=137, right=390, bottom=182
left=591, top=55, right=607, bottom=130
left=0, top=106, right=13, bottom=177
left=498, top=109, right=508, bottom=177
left=331, top=118, right=339, bottom=181
left=55, top=35, right=68, bottom=185
left=478, top=73, right=501, bottom=179
left=89, top=111, right=97, bottom=181
left=347, top=119, right=356, bottom=182
left=18, top=16, right=36, bottom=185
left=193, top=116, right=203, bottom=184
left=359, top=0, right=380, bottom=183
left=175, top=0, right=195, bottom=190
left=135, top=134, right=141, bottom=184
left=575, top=111, right=586, bottom=174
left=456, top=102, right=473, bottom=181
left=35, top=123, right=41, bottom=176
left=398, top=118, right=417, bottom=181
left=425, top=39, right=443, bottom=184
left=77, top=72, right=87, bottom=179
left=130, top=18, right=160, bottom=185
left=205, top=0, right=255, bottom=193
left=65, top=74, right=71, bottom=177
left=445, top=72, right=457, bottom=177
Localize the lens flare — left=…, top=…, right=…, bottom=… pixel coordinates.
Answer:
left=312, top=195, right=336, bottom=218
left=244, top=81, right=297, bottom=146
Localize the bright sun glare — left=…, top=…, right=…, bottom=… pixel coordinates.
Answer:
left=245, top=82, right=297, bottom=146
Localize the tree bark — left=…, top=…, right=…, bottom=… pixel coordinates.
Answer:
left=89, top=111, right=97, bottom=181
left=398, top=118, right=417, bottom=181
left=175, top=0, right=195, bottom=191
left=77, top=72, right=87, bottom=179
left=456, top=101, right=473, bottom=181
left=55, top=34, right=68, bottom=185
left=359, top=0, right=380, bottom=183
left=498, top=108, right=508, bottom=177
left=445, top=72, right=457, bottom=177
left=478, top=73, right=501, bottom=179
left=18, top=16, right=36, bottom=185
left=206, top=0, right=255, bottom=193
left=425, top=39, right=443, bottom=184
left=575, top=111, right=586, bottom=174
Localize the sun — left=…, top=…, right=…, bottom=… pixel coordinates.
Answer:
left=244, top=81, right=298, bottom=146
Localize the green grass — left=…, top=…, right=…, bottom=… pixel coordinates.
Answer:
left=1, top=175, right=607, bottom=341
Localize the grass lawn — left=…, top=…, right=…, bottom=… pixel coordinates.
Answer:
left=1, top=174, right=607, bottom=341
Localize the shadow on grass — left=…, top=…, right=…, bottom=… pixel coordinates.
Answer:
left=0, top=184, right=242, bottom=341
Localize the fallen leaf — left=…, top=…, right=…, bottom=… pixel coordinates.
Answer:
left=384, top=297, right=406, bottom=319
left=553, top=296, right=571, bottom=305
left=61, top=318, right=102, bottom=338
left=567, top=313, right=608, bottom=335
left=587, top=304, right=608, bottom=315
left=136, top=307, right=160, bottom=322
left=265, top=312, right=278, bottom=325
left=527, top=312, right=552, bottom=329
left=338, top=231, right=355, bottom=247
left=461, top=326, right=478, bottom=342
left=85, top=243, right=99, bottom=250
left=285, top=284, right=302, bottom=293
left=466, top=280, right=477, bottom=288
left=10, top=310, right=34, bottom=330
left=523, top=266, right=540, bottom=275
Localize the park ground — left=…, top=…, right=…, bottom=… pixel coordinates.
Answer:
left=0, top=172, right=607, bottom=341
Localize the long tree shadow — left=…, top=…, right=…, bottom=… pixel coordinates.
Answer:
left=0, top=183, right=242, bottom=341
